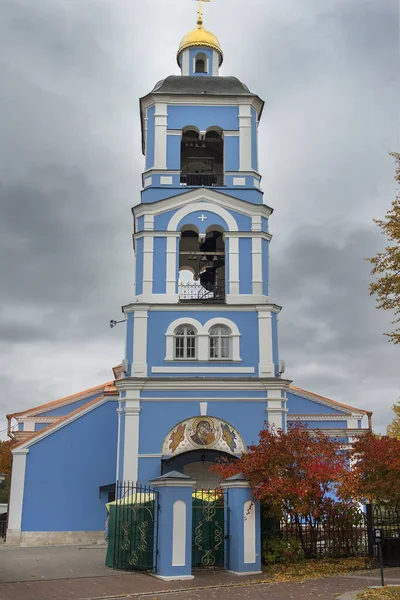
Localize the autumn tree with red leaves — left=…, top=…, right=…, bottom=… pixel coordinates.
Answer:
left=0, top=439, right=16, bottom=503
left=212, top=424, right=352, bottom=553
left=340, top=431, right=400, bottom=505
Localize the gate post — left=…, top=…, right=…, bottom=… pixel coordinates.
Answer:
left=151, top=471, right=196, bottom=580
left=221, top=473, right=262, bottom=575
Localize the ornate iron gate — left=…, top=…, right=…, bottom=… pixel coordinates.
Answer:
left=192, top=488, right=228, bottom=570
left=106, top=482, right=158, bottom=571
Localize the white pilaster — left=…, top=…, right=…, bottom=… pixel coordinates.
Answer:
left=252, top=236, right=263, bottom=295
left=257, top=308, right=274, bottom=376
left=266, top=393, right=288, bottom=431
left=166, top=234, right=180, bottom=296
left=154, top=103, right=167, bottom=170
left=226, top=235, right=239, bottom=296
left=142, top=235, right=154, bottom=296
left=181, top=50, right=190, bottom=76
left=132, top=308, right=148, bottom=377
left=212, top=51, right=219, bottom=76
left=7, top=448, right=29, bottom=545
left=239, top=104, right=252, bottom=171
left=123, top=392, right=141, bottom=483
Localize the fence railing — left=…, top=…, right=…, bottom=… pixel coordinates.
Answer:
left=0, top=520, right=6, bottom=540
left=180, top=173, right=223, bottom=187
left=179, top=282, right=225, bottom=303
left=106, top=482, right=158, bottom=572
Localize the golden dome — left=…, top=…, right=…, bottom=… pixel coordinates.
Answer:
left=177, top=16, right=223, bottom=64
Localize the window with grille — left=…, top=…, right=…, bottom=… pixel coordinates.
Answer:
left=209, top=325, right=232, bottom=359
left=174, top=325, right=197, bottom=359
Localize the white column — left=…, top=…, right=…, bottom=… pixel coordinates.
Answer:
left=266, top=391, right=288, bottom=431
left=123, top=392, right=141, bottom=483
left=181, top=50, right=190, bottom=76
left=7, top=448, right=29, bottom=545
left=239, top=104, right=252, bottom=171
left=166, top=234, right=180, bottom=297
left=258, top=308, right=274, bottom=376
left=252, top=236, right=263, bottom=295
left=154, top=103, right=167, bottom=170
left=132, top=308, right=148, bottom=377
left=212, top=51, right=219, bottom=76
left=227, top=235, right=239, bottom=296
left=142, top=235, right=154, bottom=296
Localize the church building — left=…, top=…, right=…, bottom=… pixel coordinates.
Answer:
left=6, top=5, right=370, bottom=547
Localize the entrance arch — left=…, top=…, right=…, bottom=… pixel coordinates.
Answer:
left=161, top=449, right=238, bottom=489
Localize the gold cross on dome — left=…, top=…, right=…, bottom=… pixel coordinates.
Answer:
left=194, top=0, right=210, bottom=25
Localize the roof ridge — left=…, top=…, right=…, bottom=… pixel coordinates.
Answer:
left=12, top=394, right=107, bottom=449
left=289, top=385, right=369, bottom=415
left=8, top=381, right=113, bottom=419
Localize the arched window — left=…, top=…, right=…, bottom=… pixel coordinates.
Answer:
left=209, top=325, right=232, bottom=359
left=195, top=53, right=207, bottom=74
left=174, top=325, right=197, bottom=359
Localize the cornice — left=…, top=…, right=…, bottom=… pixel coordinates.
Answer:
left=116, top=377, right=292, bottom=392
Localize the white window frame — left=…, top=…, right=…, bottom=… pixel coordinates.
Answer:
left=209, top=325, right=232, bottom=360
left=193, top=52, right=209, bottom=74
left=174, top=325, right=197, bottom=360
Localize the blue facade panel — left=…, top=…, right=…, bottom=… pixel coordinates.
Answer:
left=239, top=238, right=252, bottom=294
left=166, top=135, right=181, bottom=170
left=145, top=106, right=155, bottom=170
left=167, top=105, right=239, bottom=132
left=299, top=421, right=348, bottom=429
left=146, top=310, right=259, bottom=375
left=262, top=238, right=269, bottom=296
left=225, top=136, right=240, bottom=172
left=153, top=237, right=167, bottom=294
left=137, top=216, right=145, bottom=232
left=34, top=423, right=51, bottom=432
left=251, top=108, right=258, bottom=171
left=286, top=392, right=348, bottom=415
left=141, top=186, right=264, bottom=205
left=189, top=47, right=214, bottom=76
left=39, top=392, right=104, bottom=417
left=22, top=401, right=118, bottom=531
left=261, top=217, right=269, bottom=233
left=154, top=207, right=252, bottom=232
left=136, top=237, right=144, bottom=296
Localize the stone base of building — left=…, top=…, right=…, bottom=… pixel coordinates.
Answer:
left=6, top=530, right=105, bottom=547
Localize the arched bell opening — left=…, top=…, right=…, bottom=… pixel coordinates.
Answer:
left=161, top=449, right=238, bottom=489
left=180, top=127, right=224, bottom=187
left=178, top=227, right=226, bottom=303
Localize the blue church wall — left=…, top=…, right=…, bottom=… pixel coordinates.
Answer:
left=141, top=186, right=264, bottom=205
left=146, top=310, right=259, bottom=374
left=18, top=423, right=23, bottom=431
left=262, top=239, right=269, bottom=296
left=136, top=237, right=144, bottom=296
left=251, top=108, right=258, bottom=171
left=204, top=402, right=266, bottom=447
left=166, top=135, right=181, bottom=170
left=153, top=237, right=167, bottom=294
left=271, top=312, right=279, bottom=373
left=167, top=105, right=239, bottom=132
left=298, top=420, right=348, bottom=429
left=153, top=207, right=252, bottom=232
left=224, top=136, right=240, bottom=171
left=139, top=402, right=199, bottom=454
left=138, top=457, right=161, bottom=483
left=145, top=106, right=155, bottom=170
left=137, top=215, right=145, bottom=232
left=39, top=392, right=104, bottom=417
left=239, top=238, right=252, bottom=294
left=286, top=392, right=349, bottom=415
left=140, top=390, right=267, bottom=399
left=125, top=312, right=134, bottom=374
left=188, top=47, right=214, bottom=76
left=21, top=401, right=118, bottom=532
left=34, top=423, right=51, bottom=432
left=261, top=217, right=269, bottom=233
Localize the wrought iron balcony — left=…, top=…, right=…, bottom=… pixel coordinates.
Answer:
left=180, top=173, right=223, bottom=187
left=179, top=282, right=226, bottom=303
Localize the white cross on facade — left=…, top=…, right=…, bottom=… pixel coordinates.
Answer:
left=198, top=214, right=207, bottom=222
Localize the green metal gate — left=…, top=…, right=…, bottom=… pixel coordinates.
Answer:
left=192, top=488, right=228, bottom=570
left=106, top=483, right=158, bottom=571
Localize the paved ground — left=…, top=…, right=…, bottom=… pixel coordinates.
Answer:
left=0, top=545, right=399, bottom=600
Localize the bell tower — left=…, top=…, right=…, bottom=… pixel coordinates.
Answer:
left=116, top=5, right=289, bottom=484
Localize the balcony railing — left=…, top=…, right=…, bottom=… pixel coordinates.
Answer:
left=179, top=282, right=225, bottom=303
left=180, top=173, right=223, bottom=187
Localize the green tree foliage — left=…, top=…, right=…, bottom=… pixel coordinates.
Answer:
left=367, top=152, right=400, bottom=344
left=387, top=400, right=400, bottom=439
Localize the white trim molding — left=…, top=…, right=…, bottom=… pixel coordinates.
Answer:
left=7, top=449, right=29, bottom=545
left=168, top=202, right=238, bottom=232
left=152, top=366, right=255, bottom=374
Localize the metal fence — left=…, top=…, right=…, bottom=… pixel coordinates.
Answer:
left=106, top=482, right=158, bottom=572
left=192, top=488, right=228, bottom=571
left=179, top=282, right=225, bottom=303
left=0, top=519, right=6, bottom=540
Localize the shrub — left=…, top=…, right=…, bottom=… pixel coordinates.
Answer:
left=263, top=536, right=304, bottom=565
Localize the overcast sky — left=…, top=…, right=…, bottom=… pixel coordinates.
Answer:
left=0, top=0, right=399, bottom=438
